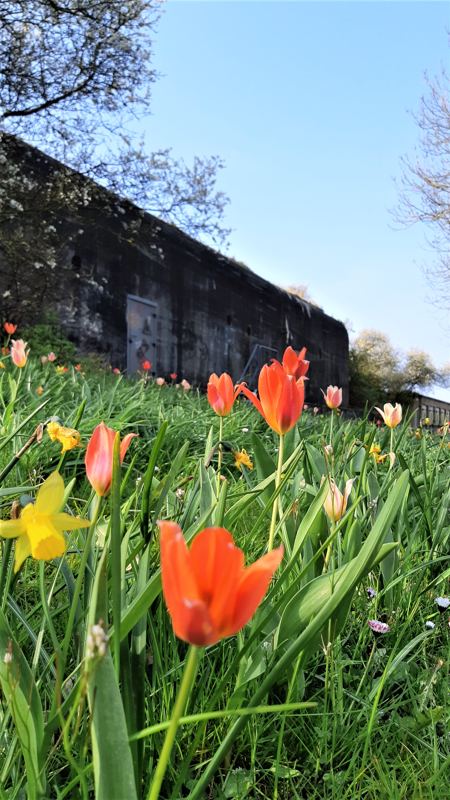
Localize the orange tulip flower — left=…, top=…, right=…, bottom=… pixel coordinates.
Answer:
left=85, top=422, right=137, bottom=496
left=321, top=385, right=343, bottom=410
left=160, top=521, right=283, bottom=646
left=207, top=372, right=242, bottom=417
left=3, top=322, right=17, bottom=335
left=241, top=360, right=304, bottom=435
left=282, top=346, right=309, bottom=380
left=142, top=360, right=152, bottom=371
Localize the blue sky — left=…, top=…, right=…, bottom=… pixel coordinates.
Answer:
left=144, top=1, right=450, bottom=399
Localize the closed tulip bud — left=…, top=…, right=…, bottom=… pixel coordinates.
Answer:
left=85, top=422, right=137, bottom=496
left=47, top=352, right=56, bottom=362
left=323, top=478, right=353, bottom=522
left=375, top=403, right=402, bottom=429
left=321, top=385, right=343, bottom=410
left=282, top=346, right=309, bottom=380
left=207, top=372, right=241, bottom=416
left=10, top=339, right=29, bottom=368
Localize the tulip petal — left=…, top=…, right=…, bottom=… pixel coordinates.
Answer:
left=259, top=363, right=283, bottom=431
left=180, top=598, right=215, bottom=646
left=277, top=374, right=303, bottom=434
left=230, top=546, right=284, bottom=634
left=240, top=383, right=264, bottom=417
left=119, top=432, right=138, bottom=463
left=35, top=471, right=64, bottom=514
left=375, top=407, right=386, bottom=423
left=85, top=422, right=114, bottom=495
left=159, top=521, right=200, bottom=639
left=207, top=381, right=225, bottom=414
left=190, top=527, right=244, bottom=633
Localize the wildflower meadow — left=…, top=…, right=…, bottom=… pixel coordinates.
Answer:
left=0, top=326, right=448, bottom=800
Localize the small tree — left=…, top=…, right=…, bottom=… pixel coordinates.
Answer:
left=396, top=67, right=450, bottom=309
left=0, top=1, right=230, bottom=249
left=349, top=329, right=449, bottom=408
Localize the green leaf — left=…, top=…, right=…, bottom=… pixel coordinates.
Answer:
left=140, top=421, right=168, bottom=542
left=275, top=542, right=399, bottom=651
left=291, top=481, right=328, bottom=558
left=88, top=652, right=138, bottom=800
left=87, top=549, right=138, bottom=800
left=250, top=432, right=276, bottom=504
left=187, top=471, right=409, bottom=800
left=0, top=609, right=45, bottom=799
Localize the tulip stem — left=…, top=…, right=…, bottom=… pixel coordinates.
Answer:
left=217, top=416, right=224, bottom=494
left=389, top=428, right=394, bottom=467
left=329, top=409, right=334, bottom=446
left=147, top=645, right=201, bottom=800
left=268, top=434, right=284, bottom=552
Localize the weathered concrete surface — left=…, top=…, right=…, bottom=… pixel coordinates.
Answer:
left=1, top=136, right=349, bottom=404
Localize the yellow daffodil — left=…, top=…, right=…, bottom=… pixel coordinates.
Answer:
left=0, top=472, right=90, bottom=572
left=47, top=421, right=81, bottom=452
left=369, top=443, right=387, bottom=464
left=233, top=448, right=254, bottom=471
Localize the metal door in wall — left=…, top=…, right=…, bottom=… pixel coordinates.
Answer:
left=126, top=294, right=158, bottom=373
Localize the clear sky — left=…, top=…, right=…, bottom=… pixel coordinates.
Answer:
left=144, top=0, right=450, bottom=399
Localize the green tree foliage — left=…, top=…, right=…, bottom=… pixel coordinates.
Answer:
left=349, top=329, right=450, bottom=407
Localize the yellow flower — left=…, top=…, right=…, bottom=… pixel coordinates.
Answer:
left=0, top=361, right=5, bottom=369
left=55, top=365, right=68, bottom=374
left=423, top=417, right=430, bottom=426
left=36, top=385, right=44, bottom=396
left=233, top=448, right=254, bottom=471
left=47, top=421, right=81, bottom=452
left=368, top=443, right=387, bottom=463
left=0, top=472, right=90, bottom=572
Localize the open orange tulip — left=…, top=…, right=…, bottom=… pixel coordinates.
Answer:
left=160, top=522, right=283, bottom=646
left=85, top=422, right=137, bottom=496
left=241, top=360, right=304, bottom=435
left=3, top=322, right=17, bottom=335
left=207, top=372, right=241, bottom=416
left=282, top=346, right=309, bottom=380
